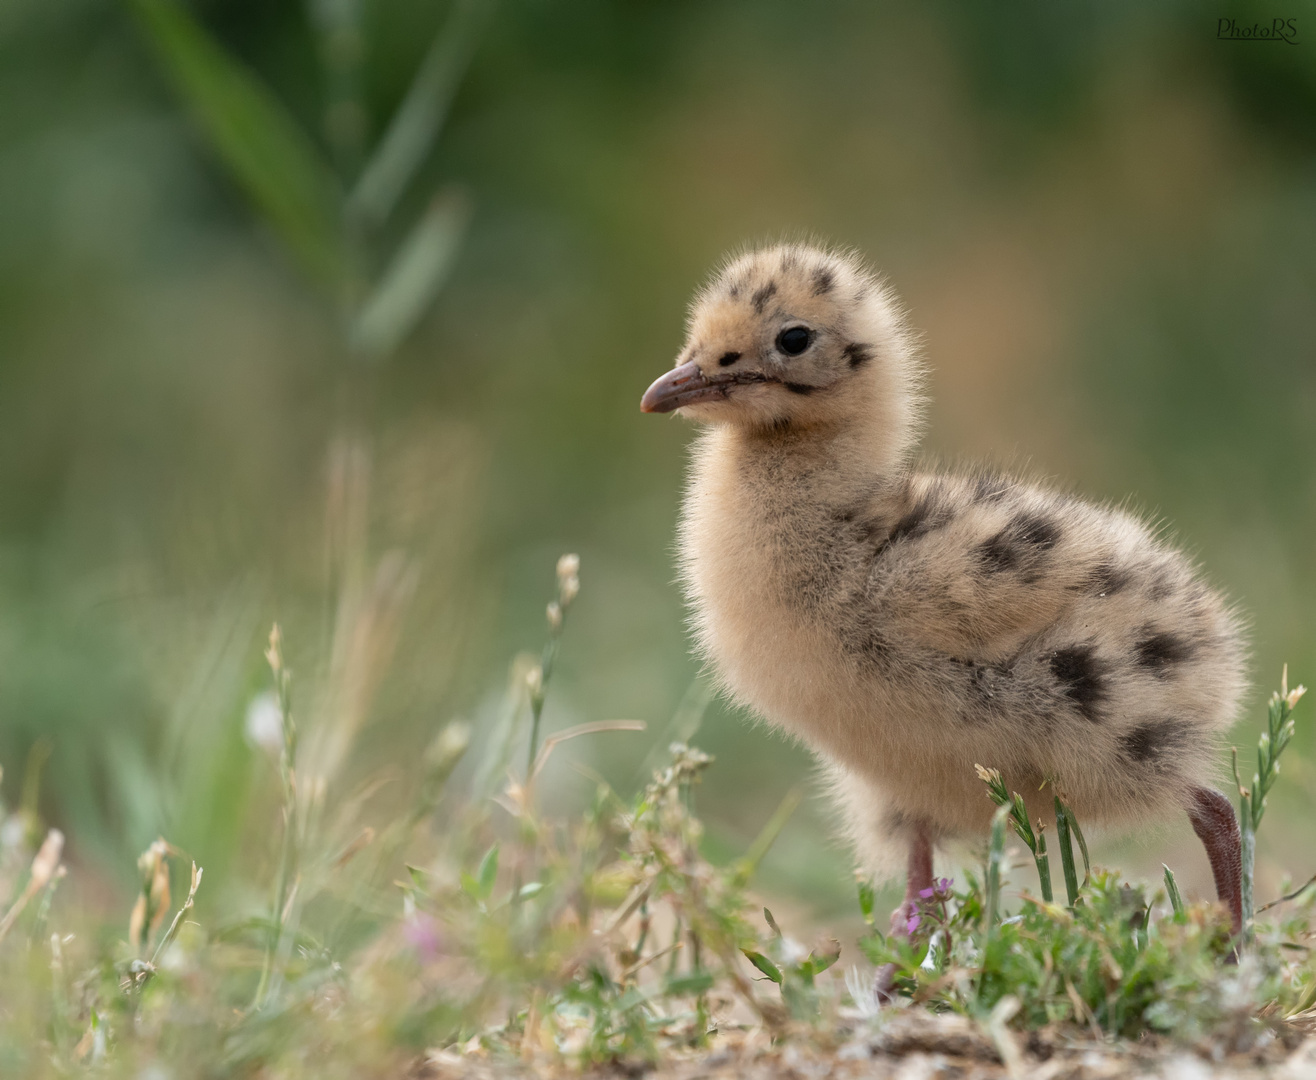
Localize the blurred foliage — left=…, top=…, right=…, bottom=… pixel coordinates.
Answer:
left=0, top=0, right=1312, bottom=933
left=0, top=586, right=1309, bottom=1075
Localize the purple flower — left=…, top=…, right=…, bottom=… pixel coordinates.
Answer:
left=905, top=913, right=922, bottom=934
left=918, top=886, right=935, bottom=900
left=402, top=912, right=445, bottom=963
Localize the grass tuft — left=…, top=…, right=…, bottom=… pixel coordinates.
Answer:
left=0, top=565, right=1309, bottom=1075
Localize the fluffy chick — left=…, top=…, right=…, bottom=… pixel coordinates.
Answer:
left=641, top=243, right=1246, bottom=944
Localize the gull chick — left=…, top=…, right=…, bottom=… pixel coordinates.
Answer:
left=640, top=243, right=1246, bottom=952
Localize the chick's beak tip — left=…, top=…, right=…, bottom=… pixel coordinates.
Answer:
left=640, top=360, right=716, bottom=414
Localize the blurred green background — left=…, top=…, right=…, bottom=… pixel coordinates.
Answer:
left=0, top=0, right=1313, bottom=923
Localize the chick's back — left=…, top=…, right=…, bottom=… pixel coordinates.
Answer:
left=683, top=449, right=1245, bottom=842
left=852, top=470, right=1245, bottom=822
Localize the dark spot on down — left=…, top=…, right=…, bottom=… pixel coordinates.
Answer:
left=1135, top=630, right=1193, bottom=675
left=1078, top=561, right=1130, bottom=597
left=843, top=619, right=891, bottom=667
left=751, top=281, right=777, bottom=313
left=782, top=381, right=814, bottom=395
left=834, top=502, right=890, bottom=545
left=1013, top=514, right=1060, bottom=550
left=978, top=531, right=1018, bottom=572
left=844, top=342, right=874, bottom=369
left=812, top=266, right=835, bottom=295
left=717, top=351, right=741, bottom=367
left=1050, top=644, right=1106, bottom=722
left=1147, top=566, right=1176, bottom=600
left=1120, top=719, right=1191, bottom=766
left=977, top=513, right=1060, bottom=575
left=873, top=485, right=952, bottom=556
left=861, top=629, right=889, bottom=658
left=885, top=497, right=936, bottom=546
left=884, top=806, right=911, bottom=831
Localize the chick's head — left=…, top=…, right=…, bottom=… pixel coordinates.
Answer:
left=641, top=244, right=923, bottom=450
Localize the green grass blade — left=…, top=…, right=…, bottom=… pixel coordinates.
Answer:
left=1241, top=813, right=1256, bottom=935
left=476, top=843, right=499, bottom=901
left=348, top=0, right=495, bottom=226
left=634, top=677, right=714, bottom=785
left=130, top=0, right=347, bottom=291
left=664, top=969, right=715, bottom=996
left=349, top=188, right=470, bottom=360
left=731, top=786, right=802, bottom=886
left=1162, top=864, right=1185, bottom=918
left=986, top=805, right=1007, bottom=928
left=1034, top=824, right=1053, bottom=903
left=979, top=805, right=1009, bottom=1007
left=1055, top=796, right=1079, bottom=907
left=1064, top=803, right=1091, bottom=886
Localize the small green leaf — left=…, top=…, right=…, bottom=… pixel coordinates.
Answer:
left=517, top=881, right=543, bottom=900
left=129, top=0, right=347, bottom=290
left=742, top=950, right=782, bottom=984
left=476, top=843, right=499, bottom=900
left=459, top=871, right=480, bottom=902
left=663, top=969, right=714, bottom=996
left=763, top=907, right=782, bottom=938
left=857, top=879, right=876, bottom=923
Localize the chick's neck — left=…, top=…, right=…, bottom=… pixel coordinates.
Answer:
left=718, top=406, right=911, bottom=518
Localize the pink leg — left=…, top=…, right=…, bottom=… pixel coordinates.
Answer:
left=875, top=824, right=934, bottom=1003
left=1187, top=786, right=1242, bottom=937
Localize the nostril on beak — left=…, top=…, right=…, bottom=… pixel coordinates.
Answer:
left=717, top=351, right=741, bottom=367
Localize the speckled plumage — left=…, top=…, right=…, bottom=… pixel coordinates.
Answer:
left=642, top=243, right=1246, bottom=902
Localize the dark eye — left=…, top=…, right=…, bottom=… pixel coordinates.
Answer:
left=776, top=326, right=812, bottom=356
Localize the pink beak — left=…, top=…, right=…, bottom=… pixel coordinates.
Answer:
left=640, top=361, right=732, bottom=414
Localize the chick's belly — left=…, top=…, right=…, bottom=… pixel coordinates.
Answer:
left=707, top=624, right=842, bottom=735
left=851, top=721, right=1029, bottom=835
left=710, top=638, right=997, bottom=831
